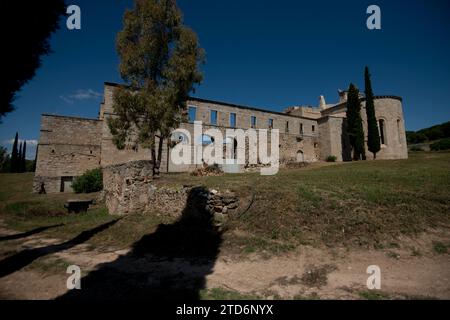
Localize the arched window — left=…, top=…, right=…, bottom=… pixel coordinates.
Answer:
left=378, top=119, right=386, bottom=145
left=196, top=134, right=214, bottom=146
left=233, top=138, right=238, bottom=159
left=171, top=131, right=190, bottom=145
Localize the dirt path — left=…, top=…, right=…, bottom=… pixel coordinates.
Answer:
left=0, top=222, right=449, bottom=300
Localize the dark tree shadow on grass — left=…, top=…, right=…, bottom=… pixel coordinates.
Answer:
left=0, top=219, right=120, bottom=278
left=0, top=224, right=64, bottom=242
left=58, top=187, right=223, bottom=300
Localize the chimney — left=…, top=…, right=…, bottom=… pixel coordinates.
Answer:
left=338, top=89, right=348, bottom=103
left=319, top=95, right=326, bottom=109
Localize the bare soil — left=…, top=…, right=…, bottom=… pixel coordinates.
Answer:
left=0, top=221, right=448, bottom=300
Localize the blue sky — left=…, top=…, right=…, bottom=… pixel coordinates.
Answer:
left=1, top=0, right=450, bottom=158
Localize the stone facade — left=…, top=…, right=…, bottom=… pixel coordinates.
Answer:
left=33, top=115, right=102, bottom=193
left=319, top=96, right=408, bottom=160
left=33, top=82, right=408, bottom=193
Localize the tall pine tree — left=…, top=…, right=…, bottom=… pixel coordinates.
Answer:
left=21, top=140, right=27, bottom=172
left=108, top=0, right=204, bottom=177
left=11, top=132, right=19, bottom=172
left=365, top=66, right=381, bottom=159
left=346, top=84, right=366, bottom=160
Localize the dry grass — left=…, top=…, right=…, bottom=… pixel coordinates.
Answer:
left=1, top=151, right=449, bottom=253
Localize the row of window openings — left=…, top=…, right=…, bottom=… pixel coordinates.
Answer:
left=188, top=106, right=314, bottom=133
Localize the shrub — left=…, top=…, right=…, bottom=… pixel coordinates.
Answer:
left=409, top=146, right=424, bottom=152
left=326, top=155, right=337, bottom=162
left=190, top=163, right=223, bottom=177
left=430, top=138, right=450, bottom=151
left=72, top=168, right=103, bottom=193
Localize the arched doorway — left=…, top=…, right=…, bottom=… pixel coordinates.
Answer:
left=296, top=150, right=304, bottom=162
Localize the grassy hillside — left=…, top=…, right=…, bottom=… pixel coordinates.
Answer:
left=407, top=121, right=450, bottom=145
left=1, top=152, right=449, bottom=254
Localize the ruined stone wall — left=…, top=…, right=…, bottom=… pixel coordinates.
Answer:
left=33, top=115, right=102, bottom=193
left=103, top=160, right=239, bottom=218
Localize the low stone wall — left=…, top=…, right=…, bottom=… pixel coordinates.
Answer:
left=103, top=161, right=239, bottom=217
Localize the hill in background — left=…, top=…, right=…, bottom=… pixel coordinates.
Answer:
left=407, top=121, right=450, bottom=151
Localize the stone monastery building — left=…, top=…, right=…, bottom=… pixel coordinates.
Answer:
left=33, top=82, right=408, bottom=193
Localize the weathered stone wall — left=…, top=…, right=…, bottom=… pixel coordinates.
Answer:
left=101, top=83, right=320, bottom=169
left=318, top=116, right=348, bottom=161
left=284, top=106, right=322, bottom=119
left=100, top=84, right=169, bottom=169
left=177, top=98, right=323, bottom=164
left=363, top=98, right=408, bottom=160
left=33, top=115, right=102, bottom=193
left=34, top=84, right=408, bottom=193
left=103, top=161, right=239, bottom=217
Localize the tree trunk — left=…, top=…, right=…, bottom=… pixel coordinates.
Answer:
left=149, top=135, right=158, bottom=178
left=151, top=143, right=158, bottom=178
left=149, top=135, right=165, bottom=178
left=154, top=136, right=164, bottom=178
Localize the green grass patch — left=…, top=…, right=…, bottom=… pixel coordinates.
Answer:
left=358, top=290, right=391, bottom=300
left=432, top=241, right=449, bottom=254
left=24, top=256, right=73, bottom=275
left=200, top=288, right=261, bottom=300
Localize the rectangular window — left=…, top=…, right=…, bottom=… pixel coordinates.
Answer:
left=268, top=118, right=273, bottom=129
left=312, top=125, right=315, bottom=132
left=251, top=116, right=256, bottom=128
left=230, top=113, right=236, bottom=128
left=286, top=121, right=289, bottom=133
left=300, top=123, right=303, bottom=134
left=188, top=106, right=196, bottom=123
left=210, top=110, right=218, bottom=125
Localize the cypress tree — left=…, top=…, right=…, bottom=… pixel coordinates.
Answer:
left=11, top=132, right=19, bottom=172
left=346, top=83, right=366, bottom=160
left=21, top=140, right=27, bottom=172
left=18, top=142, right=23, bottom=173
left=365, top=66, right=381, bottom=159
